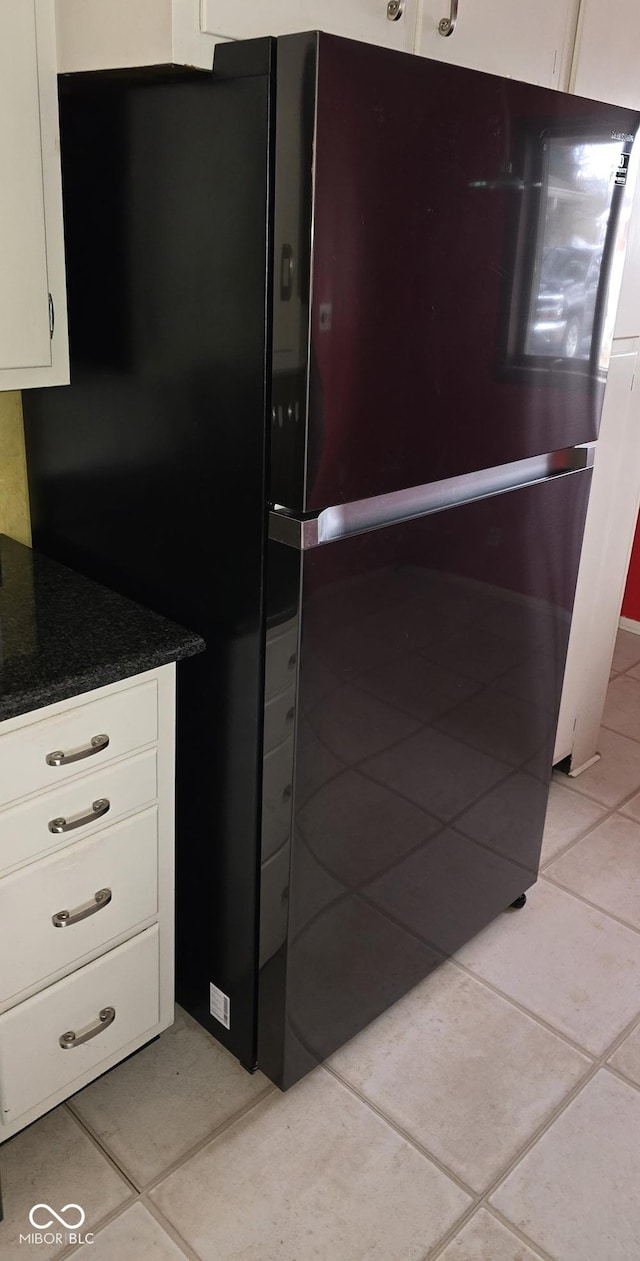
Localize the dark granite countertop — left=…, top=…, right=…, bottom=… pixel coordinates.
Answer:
left=0, top=535, right=205, bottom=722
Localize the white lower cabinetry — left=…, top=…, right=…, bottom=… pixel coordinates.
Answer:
left=0, top=665, right=176, bottom=1141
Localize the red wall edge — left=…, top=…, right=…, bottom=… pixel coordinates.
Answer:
left=622, top=513, right=640, bottom=622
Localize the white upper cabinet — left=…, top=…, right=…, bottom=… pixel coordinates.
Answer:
left=55, top=0, right=215, bottom=73
left=56, top=0, right=418, bottom=73
left=0, top=0, right=68, bottom=390
left=201, top=0, right=418, bottom=52
left=417, top=0, right=579, bottom=89
left=571, top=0, right=640, bottom=109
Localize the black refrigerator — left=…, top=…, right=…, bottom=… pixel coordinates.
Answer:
left=24, top=33, right=639, bottom=1089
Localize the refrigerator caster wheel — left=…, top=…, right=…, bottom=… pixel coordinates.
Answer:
left=509, top=893, right=527, bottom=910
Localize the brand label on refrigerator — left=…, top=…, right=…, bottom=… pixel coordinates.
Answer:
left=615, top=153, right=630, bottom=186
left=209, top=982, right=231, bottom=1029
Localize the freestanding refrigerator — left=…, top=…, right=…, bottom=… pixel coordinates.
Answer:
left=24, top=33, right=639, bottom=1088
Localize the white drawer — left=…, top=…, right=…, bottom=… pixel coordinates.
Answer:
left=0, top=748, right=158, bottom=875
left=0, top=926, right=160, bottom=1126
left=0, top=679, right=158, bottom=806
left=0, top=808, right=158, bottom=1003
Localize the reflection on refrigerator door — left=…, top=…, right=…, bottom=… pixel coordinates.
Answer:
left=260, top=614, right=299, bottom=969
left=258, top=468, right=591, bottom=1087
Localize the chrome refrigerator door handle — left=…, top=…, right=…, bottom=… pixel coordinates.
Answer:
left=59, top=1006, right=115, bottom=1048
left=52, top=888, right=112, bottom=928
left=48, top=798, right=111, bottom=835
left=439, top=0, right=459, bottom=36
left=269, top=446, right=595, bottom=550
left=46, top=734, right=110, bottom=767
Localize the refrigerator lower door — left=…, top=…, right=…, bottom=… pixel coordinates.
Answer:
left=258, top=465, right=591, bottom=1088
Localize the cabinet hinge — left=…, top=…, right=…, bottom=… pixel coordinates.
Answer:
left=48, top=293, right=55, bottom=340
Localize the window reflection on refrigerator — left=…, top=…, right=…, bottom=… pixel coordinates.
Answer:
left=524, top=136, right=623, bottom=369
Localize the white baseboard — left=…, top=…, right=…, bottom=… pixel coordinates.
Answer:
left=619, top=616, right=640, bottom=636
left=567, top=752, right=601, bottom=777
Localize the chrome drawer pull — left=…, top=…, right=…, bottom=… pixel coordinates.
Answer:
left=46, top=734, right=110, bottom=767
left=52, top=887, right=112, bottom=928
left=48, top=798, right=111, bottom=835
left=59, top=1006, right=115, bottom=1049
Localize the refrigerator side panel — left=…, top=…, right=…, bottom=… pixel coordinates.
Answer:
left=269, top=32, right=317, bottom=512
left=23, top=48, right=276, bottom=1069
left=257, top=540, right=304, bottom=1087
left=262, top=468, right=591, bottom=1089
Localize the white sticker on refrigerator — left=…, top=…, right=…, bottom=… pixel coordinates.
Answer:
left=209, top=983, right=231, bottom=1029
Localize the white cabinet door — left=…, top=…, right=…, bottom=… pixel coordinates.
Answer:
left=0, top=0, right=68, bottom=390
left=554, top=340, right=640, bottom=771
left=55, top=0, right=216, bottom=73
left=572, top=0, right=640, bottom=109
left=202, top=0, right=418, bottom=52
left=417, top=0, right=579, bottom=89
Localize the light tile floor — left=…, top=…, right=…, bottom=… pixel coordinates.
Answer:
left=4, top=630, right=640, bottom=1260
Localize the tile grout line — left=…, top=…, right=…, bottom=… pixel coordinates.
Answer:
left=479, top=1205, right=557, bottom=1261
left=539, top=798, right=620, bottom=872
left=448, top=953, right=600, bottom=1059
left=60, top=1192, right=202, bottom=1261
left=28, top=792, right=627, bottom=1255
left=326, top=866, right=640, bottom=1261
left=420, top=1056, right=626, bottom=1257
left=552, top=770, right=640, bottom=809
left=353, top=854, right=629, bottom=1064
left=424, top=1000, right=640, bottom=1259
left=322, top=1063, right=478, bottom=1200
left=601, top=1059, right=640, bottom=1096
left=426, top=1201, right=555, bottom=1261
left=69, top=1083, right=277, bottom=1197
left=62, top=1102, right=139, bottom=1193
left=330, top=1048, right=596, bottom=1258
left=60, top=1086, right=279, bottom=1256
left=301, top=807, right=640, bottom=1230
left=141, top=1196, right=203, bottom=1261
left=552, top=743, right=640, bottom=809
left=540, top=869, right=640, bottom=937
left=59, top=1197, right=145, bottom=1260
left=601, top=721, right=640, bottom=743
left=140, top=1085, right=279, bottom=1198
left=41, top=660, right=640, bottom=1257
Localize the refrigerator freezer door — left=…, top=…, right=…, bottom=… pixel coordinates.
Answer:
left=258, top=466, right=591, bottom=1088
left=270, top=32, right=639, bottom=513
